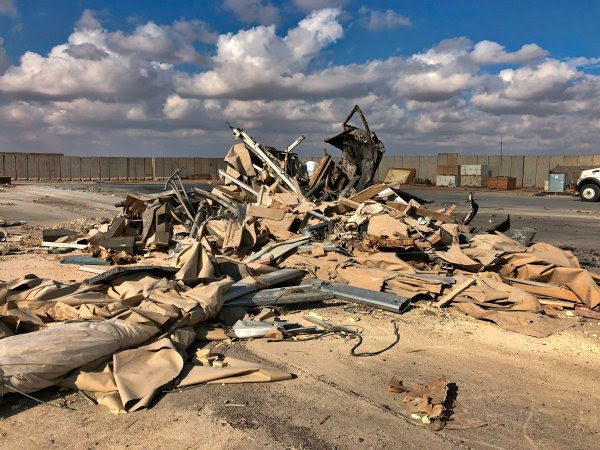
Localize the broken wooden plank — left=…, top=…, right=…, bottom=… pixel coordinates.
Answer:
left=435, top=278, right=475, bottom=307
left=338, top=197, right=360, bottom=209
left=349, top=183, right=389, bottom=203
left=364, top=236, right=415, bottom=249
left=308, top=154, right=333, bottom=190
left=407, top=205, right=456, bottom=224
left=246, top=204, right=285, bottom=221
left=538, top=299, right=575, bottom=309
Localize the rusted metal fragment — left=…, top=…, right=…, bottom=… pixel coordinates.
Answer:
left=324, top=105, right=385, bottom=194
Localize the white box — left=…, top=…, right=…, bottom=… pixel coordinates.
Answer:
left=436, top=175, right=461, bottom=187
left=460, top=164, right=489, bottom=176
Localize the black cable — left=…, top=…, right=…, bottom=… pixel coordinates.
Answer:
left=285, top=320, right=399, bottom=357
left=350, top=320, right=399, bottom=357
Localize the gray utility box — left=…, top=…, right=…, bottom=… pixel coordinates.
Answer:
left=548, top=173, right=565, bottom=192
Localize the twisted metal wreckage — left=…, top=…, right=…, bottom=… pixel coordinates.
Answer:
left=1, top=106, right=599, bottom=428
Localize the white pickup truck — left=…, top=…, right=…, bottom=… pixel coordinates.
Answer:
left=577, top=168, right=600, bottom=201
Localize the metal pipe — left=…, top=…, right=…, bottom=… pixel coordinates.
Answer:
left=189, top=204, right=205, bottom=237
left=218, top=169, right=259, bottom=196
left=223, top=269, right=306, bottom=302
left=243, top=235, right=310, bottom=263
left=192, top=187, right=237, bottom=213
left=286, top=135, right=305, bottom=153
left=300, top=279, right=410, bottom=313
left=223, top=287, right=334, bottom=308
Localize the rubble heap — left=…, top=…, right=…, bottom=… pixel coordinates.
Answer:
left=1, top=105, right=599, bottom=417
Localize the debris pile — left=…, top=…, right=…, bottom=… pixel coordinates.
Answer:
left=1, top=105, right=600, bottom=419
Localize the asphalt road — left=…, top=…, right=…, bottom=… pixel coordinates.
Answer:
left=401, top=187, right=600, bottom=217
left=400, top=187, right=600, bottom=250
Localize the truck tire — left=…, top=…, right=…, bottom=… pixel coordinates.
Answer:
left=579, top=183, right=600, bottom=202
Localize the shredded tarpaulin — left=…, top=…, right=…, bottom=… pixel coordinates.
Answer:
left=500, top=242, right=600, bottom=308
left=454, top=302, right=574, bottom=338
left=60, top=328, right=196, bottom=412
left=0, top=268, right=235, bottom=410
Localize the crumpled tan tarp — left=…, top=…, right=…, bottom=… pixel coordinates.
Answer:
left=353, top=252, right=415, bottom=273
left=501, top=242, right=600, bottom=308
left=435, top=245, right=483, bottom=272
left=61, top=328, right=196, bottom=412
left=454, top=302, right=574, bottom=338
left=455, top=273, right=541, bottom=313
left=446, top=272, right=574, bottom=337
left=0, top=270, right=234, bottom=408
left=470, top=233, right=527, bottom=253
left=177, top=357, right=292, bottom=386
left=173, top=240, right=215, bottom=280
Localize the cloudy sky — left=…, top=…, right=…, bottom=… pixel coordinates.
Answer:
left=0, top=0, right=599, bottom=157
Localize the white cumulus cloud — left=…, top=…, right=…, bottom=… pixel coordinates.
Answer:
left=470, top=40, right=547, bottom=64
left=0, top=7, right=599, bottom=156
left=175, top=8, right=343, bottom=99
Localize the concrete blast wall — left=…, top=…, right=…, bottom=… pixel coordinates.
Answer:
left=1, top=152, right=599, bottom=187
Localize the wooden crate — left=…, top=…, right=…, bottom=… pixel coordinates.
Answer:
left=488, top=176, right=516, bottom=190
left=437, top=165, right=460, bottom=175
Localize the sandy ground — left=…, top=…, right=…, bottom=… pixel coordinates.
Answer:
left=1, top=183, right=600, bottom=449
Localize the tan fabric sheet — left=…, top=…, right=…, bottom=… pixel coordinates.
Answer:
left=178, top=357, right=292, bottom=386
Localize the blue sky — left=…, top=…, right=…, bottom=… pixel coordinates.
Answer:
left=0, top=0, right=599, bottom=156
left=3, top=1, right=599, bottom=67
